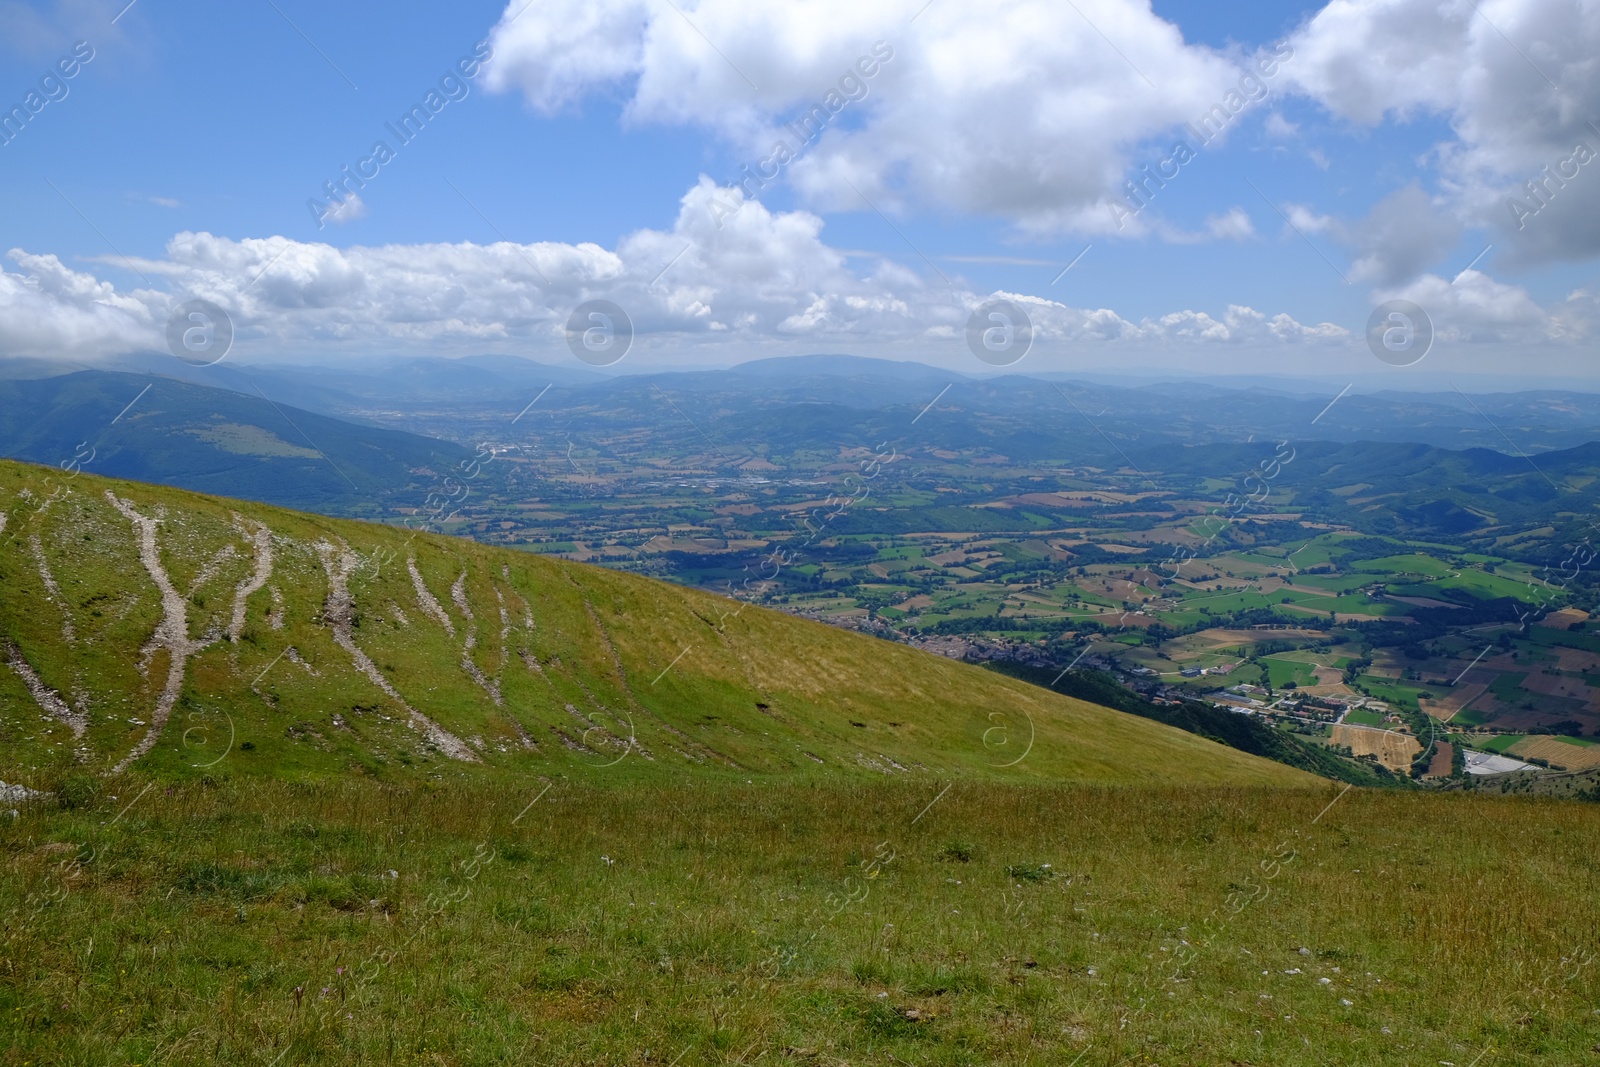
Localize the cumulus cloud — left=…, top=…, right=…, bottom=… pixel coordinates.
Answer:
left=0, top=250, right=163, bottom=357
left=482, top=0, right=1260, bottom=234
left=1374, top=268, right=1600, bottom=346
left=479, top=0, right=1600, bottom=268
left=1346, top=184, right=1462, bottom=285
left=0, top=180, right=1363, bottom=362
left=1274, top=186, right=1459, bottom=286
left=1283, top=0, right=1600, bottom=265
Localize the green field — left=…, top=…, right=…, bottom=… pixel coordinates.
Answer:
left=1527, top=627, right=1600, bottom=655
left=4, top=778, right=1599, bottom=1066
left=1262, top=657, right=1319, bottom=688
left=1353, top=678, right=1430, bottom=712
left=1352, top=554, right=1456, bottom=579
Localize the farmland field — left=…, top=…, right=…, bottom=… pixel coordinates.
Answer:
left=1330, top=724, right=1422, bottom=772
left=1509, top=735, right=1600, bottom=771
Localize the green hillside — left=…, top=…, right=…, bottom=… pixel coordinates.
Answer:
left=0, top=371, right=472, bottom=515
left=0, top=458, right=1314, bottom=789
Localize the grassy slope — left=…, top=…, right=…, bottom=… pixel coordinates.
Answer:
left=3, top=778, right=1597, bottom=1065
left=0, top=459, right=1314, bottom=789
left=0, top=371, right=470, bottom=514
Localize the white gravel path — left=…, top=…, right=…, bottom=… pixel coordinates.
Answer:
left=106, top=492, right=203, bottom=774
left=320, top=542, right=478, bottom=762
left=4, top=640, right=87, bottom=738
left=228, top=517, right=274, bottom=642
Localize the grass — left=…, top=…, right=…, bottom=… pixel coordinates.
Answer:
left=1351, top=554, right=1456, bottom=579
left=4, top=777, right=1600, bottom=1065
left=0, top=459, right=1311, bottom=791
left=1262, top=657, right=1318, bottom=689
left=1356, top=678, right=1430, bottom=712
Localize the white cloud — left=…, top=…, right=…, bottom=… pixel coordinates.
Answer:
left=1283, top=0, right=1600, bottom=265
left=1278, top=185, right=1459, bottom=286
left=479, top=0, right=1600, bottom=270
left=482, top=0, right=1259, bottom=235
left=0, top=180, right=1361, bottom=362
left=1284, top=203, right=1335, bottom=234
left=1382, top=269, right=1554, bottom=343
left=0, top=250, right=162, bottom=357
left=1139, top=206, right=1258, bottom=244
left=1346, top=184, right=1461, bottom=285
left=323, top=193, right=368, bottom=226
left=1264, top=112, right=1298, bottom=138
left=1204, top=208, right=1257, bottom=241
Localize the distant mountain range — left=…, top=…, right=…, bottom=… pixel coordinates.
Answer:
left=9, top=352, right=1595, bottom=452
left=1, top=354, right=1597, bottom=540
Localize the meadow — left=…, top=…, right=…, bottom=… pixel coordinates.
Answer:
left=4, top=775, right=1598, bottom=1065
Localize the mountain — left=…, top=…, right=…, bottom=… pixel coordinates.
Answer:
left=1128, top=438, right=1600, bottom=547
left=98, top=353, right=606, bottom=416
left=0, top=371, right=474, bottom=515
left=53, top=354, right=1600, bottom=453
left=0, top=458, right=1315, bottom=787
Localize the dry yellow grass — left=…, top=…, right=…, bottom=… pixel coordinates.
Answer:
left=1509, top=736, right=1600, bottom=771
left=1332, top=723, right=1422, bottom=772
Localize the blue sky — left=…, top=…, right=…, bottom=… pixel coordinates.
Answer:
left=1, top=0, right=1598, bottom=379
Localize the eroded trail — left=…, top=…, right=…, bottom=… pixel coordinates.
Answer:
left=106, top=492, right=202, bottom=774
left=186, top=544, right=239, bottom=601
left=451, top=571, right=502, bottom=706
left=408, top=557, right=455, bottom=636
left=228, top=517, right=274, bottom=642
left=29, top=534, right=76, bottom=645
left=319, top=542, right=479, bottom=762
left=3, top=639, right=87, bottom=739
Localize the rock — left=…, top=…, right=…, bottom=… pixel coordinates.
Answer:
left=0, top=780, right=52, bottom=805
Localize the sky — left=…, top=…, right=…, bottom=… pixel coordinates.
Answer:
left=1, top=0, right=1599, bottom=382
